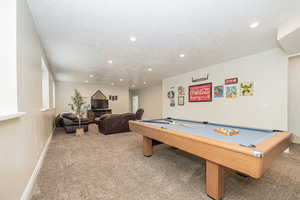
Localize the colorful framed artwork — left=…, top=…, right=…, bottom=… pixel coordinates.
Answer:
left=226, top=85, right=237, bottom=98
left=214, top=85, right=224, bottom=98
left=189, top=83, right=212, bottom=102
left=178, top=96, right=184, bottom=106
left=225, top=77, right=238, bottom=85
left=178, top=86, right=185, bottom=96
left=240, top=81, right=254, bottom=96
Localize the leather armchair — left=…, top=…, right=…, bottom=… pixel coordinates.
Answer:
left=96, top=109, right=144, bottom=135
left=60, top=113, right=90, bottom=134
left=135, top=108, right=144, bottom=120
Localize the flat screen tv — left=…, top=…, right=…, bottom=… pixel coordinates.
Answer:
left=91, top=99, right=108, bottom=110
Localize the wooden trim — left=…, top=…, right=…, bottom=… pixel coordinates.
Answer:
left=206, top=161, right=224, bottom=200
left=256, top=132, right=292, bottom=175
left=256, top=132, right=291, bottom=153
left=130, top=121, right=255, bottom=156
left=129, top=121, right=292, bottom=178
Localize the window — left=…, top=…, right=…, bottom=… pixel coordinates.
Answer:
left=52, top=81, right=56, bottom=108
left=0, top=0, right=18, bottom=116
left=41, top=58, right=50, bottom=110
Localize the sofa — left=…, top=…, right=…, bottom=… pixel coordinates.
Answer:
left=96, top=109, right=144, bottom=135
left=60, top=113, right=90, bottom=134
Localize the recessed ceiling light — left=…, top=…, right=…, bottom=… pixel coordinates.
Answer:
left=143, top=81, right=147, bottom=84
left=111, top=82, right=115, bottom=86
left=89, top=74, right=94, bottom=78
left=120, top=78, right=123, bottom=82
left=249, top=22, right=260, bottom=28
left=130, top=36, right=136, bottom=42
left=179, top=54, right=185, bottom=58
left=147, top=68, right=152, bottom=72
left=84, top=80, right=89, bottom=83
left=107, top=60, right=113, bottom=64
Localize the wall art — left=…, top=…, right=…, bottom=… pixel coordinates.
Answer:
left=226, top=85, right=238, bottom=98
left=214, top=85, right=224, bottom=98
left=240, top=81, right=254, bottom=96
left=168, top=87, right=175, bottom=107
left=178, top=86, right=185, bottom=96
left=225, top=77, right=238, bottom=85
left=178, top=96, right=184, bottom=106
left=189, top=83, right=212, bottom=102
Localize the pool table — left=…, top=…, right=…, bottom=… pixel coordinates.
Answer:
left=129, top=118, right=292, bottom=200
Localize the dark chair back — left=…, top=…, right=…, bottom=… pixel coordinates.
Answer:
left=135, top=108, right=144, bottom=120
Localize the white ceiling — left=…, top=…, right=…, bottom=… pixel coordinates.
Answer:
left=27, top=0, right=299, bottom=89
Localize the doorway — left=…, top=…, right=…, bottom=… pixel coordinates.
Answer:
left=132, top=96, right=139, bottom=113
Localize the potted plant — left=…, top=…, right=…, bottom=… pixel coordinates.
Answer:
left=68, top=89, right=89, bottom=136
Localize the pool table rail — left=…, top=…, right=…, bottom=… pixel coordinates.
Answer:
left=256, top=131, right=292, bottom=175
left=129, top=120, right=292, bottom=179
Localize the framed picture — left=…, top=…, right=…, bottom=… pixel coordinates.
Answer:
left=189, top=83, right=212, bottom=102
left=225, top=77, right=238, bottom=85
left=226, top=85, right=238, bottom=98
left=178, top=86, right=185, bottom=96
left=214, top=85, right=224, bottom=98
left=178, top=96, right=184, bottom=106
left=240, top=81, right=254, bottom=96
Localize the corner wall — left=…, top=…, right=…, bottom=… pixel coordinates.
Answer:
left=163, top=48, right=288, bottom=130
left=288, top=56, right=300, bottom=143
left=131, top=84, right=163, bottom=119
left=0, top=1, right=55, bottom=199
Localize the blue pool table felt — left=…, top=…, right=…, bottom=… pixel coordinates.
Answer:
left=141, top=118, right=277, bottom=146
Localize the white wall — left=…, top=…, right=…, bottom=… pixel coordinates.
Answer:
left=163, top=49, right=288, bottom=130
left=288, top=56, right=300, bottom=143
left=132, top=84, right=163, bottom=119
left=0, top=1, right=55, bottom=200
left=56, top=81, right=130, bottom=114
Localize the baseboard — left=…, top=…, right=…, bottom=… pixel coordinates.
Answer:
left=20, top=133, right=53, bottom=200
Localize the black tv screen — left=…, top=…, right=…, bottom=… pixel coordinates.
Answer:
left=91, top=99, right=108, bottom=109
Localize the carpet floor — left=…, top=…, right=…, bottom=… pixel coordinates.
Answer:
left=31, top=130, right=300, bottom=200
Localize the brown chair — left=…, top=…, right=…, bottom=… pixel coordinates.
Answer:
left=135, top=108, right=144, bottom=120
left=96, top=109, right=144, bottom=135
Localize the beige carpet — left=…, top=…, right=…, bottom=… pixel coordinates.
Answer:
left=31, top=129, right=300, bottom=200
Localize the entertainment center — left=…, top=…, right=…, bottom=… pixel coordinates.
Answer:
left=87, top=90, right=112, bottom=121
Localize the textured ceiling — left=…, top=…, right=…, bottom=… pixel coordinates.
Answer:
left=27, top=0, right=298, bottom=89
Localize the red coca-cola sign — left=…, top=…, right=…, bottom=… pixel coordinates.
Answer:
left=189, top=83, right=212, bottom=102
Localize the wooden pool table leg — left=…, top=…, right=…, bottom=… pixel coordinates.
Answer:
left=206, top=161, right=224, bottom=200
left=143, top=136, right=153, bottom=157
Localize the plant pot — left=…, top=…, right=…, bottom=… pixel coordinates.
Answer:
left=76, top=128, right=84, bottom=136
